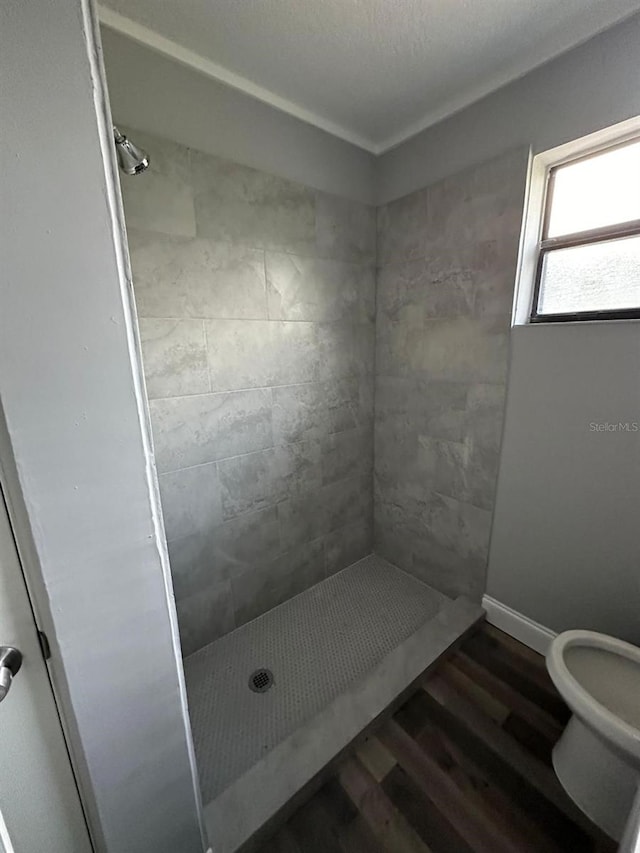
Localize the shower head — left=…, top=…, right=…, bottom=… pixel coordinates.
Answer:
left=113, top=126, right=150, bottom=175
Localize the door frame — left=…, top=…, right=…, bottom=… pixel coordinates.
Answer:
left=0, top=0, right=207, bottom=849
left=0, top=475, right=94, bottom=852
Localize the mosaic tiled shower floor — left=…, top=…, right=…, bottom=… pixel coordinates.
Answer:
left=183, top=555, right=446, bottom=803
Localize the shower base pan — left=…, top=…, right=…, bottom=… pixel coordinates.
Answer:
left=184, top=554, right=483, bottom=853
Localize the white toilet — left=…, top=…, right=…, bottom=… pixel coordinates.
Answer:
left=546, top=629, right=640, bottom=841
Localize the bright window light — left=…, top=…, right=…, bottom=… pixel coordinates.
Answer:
left=532, top=136, right=640, bottom=321
left=548, top=140, right=640, bottom=238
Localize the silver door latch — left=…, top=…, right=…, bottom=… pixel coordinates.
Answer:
left=0, top=647, right=22, bottom=702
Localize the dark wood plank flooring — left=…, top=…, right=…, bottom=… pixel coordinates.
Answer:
left=256, top=622, right=616, bottom=853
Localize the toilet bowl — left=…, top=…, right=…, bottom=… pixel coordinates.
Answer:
left=546, top=630, right=640, bottom=841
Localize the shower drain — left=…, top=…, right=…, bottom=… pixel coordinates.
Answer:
left=248, top=668, right=274, bottom=693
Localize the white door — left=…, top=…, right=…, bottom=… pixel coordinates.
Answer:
left=0, top=486, right=93, bottom=853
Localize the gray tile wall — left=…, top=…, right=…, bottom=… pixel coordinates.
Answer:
left=121, top=128, right=376, bottom=655
left=374, top=148, right=528, bottom=601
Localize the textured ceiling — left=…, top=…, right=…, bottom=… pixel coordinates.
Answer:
left=99, top=0, right=640, bottom=152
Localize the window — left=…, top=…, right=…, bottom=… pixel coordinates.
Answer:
left=532, top=137, right=640, bottom=322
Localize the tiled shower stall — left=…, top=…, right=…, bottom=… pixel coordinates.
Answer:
left=123, top=127, right=526, bottom=655
left=374, top=148, right=528, bottom=600
left=119, top=127, right=528, bottom=850
left=122, top=127, right=376, bottom=655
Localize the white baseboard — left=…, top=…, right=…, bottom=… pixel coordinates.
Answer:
left=482, top=595, right=556, bottom=656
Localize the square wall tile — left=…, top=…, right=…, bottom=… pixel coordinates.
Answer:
left=324, top=519, right=372, bottom=576
left=272, top=377, right=371, bottom=445
left=159, top=462, right=222, bottom=542
left=377, top=187, right=428, bottom=266
left=317, top=322, right=375, bottom=381
left=279, top=474, right=372, bottom=551
left=321, top=427, right=373, bottom=486
left=191, top=150, right=316, bottom=254
left=216, top=441, right=322, bottom=520
left=139, top=318, right=208, bottom=399
left=315, top=191, right=376, bottom=264
left=265, top=253, right=374, bottom=323
left=149, top=388, right=273, bottom=473
left=168, top=506, right=281, bottom=601
left=129, top=230, right=267, bottom=321
left=205, top=320, right=319, bottom=391
left=231, top=538, right=325, bottom=627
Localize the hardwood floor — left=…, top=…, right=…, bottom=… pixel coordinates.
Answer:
left=256, top=622, right=616, bottom=853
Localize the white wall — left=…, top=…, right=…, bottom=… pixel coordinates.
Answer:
left=101, top=28, right=376, bottom=205
left=0, top=1, right=205, bottom=851
left=377, top=11, right=640, bottom=203
left=487, top=323, right=640, bottom=643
